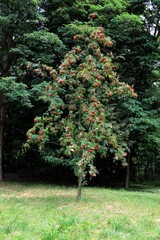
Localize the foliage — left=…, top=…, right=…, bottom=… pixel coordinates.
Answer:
left=0, top=0, right=66, bottom=178
left=1, top=0, right=44, bottom=75
left=119, top=96, right=160, bottom=179
left=0, top=77, right=31, bottom=107
left=16, top=30, right=66, bottom=66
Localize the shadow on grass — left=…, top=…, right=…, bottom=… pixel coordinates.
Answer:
left=127, top=183, right=160, bottom=194
left=3, top=172, right=160, bottom=195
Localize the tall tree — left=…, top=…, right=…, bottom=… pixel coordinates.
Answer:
left=0, top=0, right=44, bottom=180
left=25, top=26, right=136, bottom=199
left=0, top=0, right=66, bottom=180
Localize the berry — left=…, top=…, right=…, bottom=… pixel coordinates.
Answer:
left=78, top=96, right=82, bottom=101
left=90, top=13, right=96, bottom=19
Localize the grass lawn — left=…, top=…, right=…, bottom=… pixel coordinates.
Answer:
left=0, top=182, right=160, bottom=240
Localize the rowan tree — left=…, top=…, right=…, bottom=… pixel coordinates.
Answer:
left=25, top=26, right=137, bottom=200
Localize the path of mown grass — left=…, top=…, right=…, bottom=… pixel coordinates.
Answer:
left=0, top=182, right=160, bottom=240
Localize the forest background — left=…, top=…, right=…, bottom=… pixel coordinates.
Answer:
left=1, top=0, right=160, bottom=191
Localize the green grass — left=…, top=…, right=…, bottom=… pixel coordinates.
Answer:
left=0, top=182, right=160, bottom=239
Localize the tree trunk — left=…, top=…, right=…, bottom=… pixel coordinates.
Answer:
left=0, top=94, right=4, bottom=181
left=144, top=160, right=150, bottom=179
left=125, top=152, right=130, bottom=189
left=77, top=173, right=83, bottom=201
left=151, top=159, right=156, bottom=179
left=0, top=4, right=13, bottom=181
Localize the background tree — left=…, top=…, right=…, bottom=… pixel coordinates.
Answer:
left=0, top=0, right=66, bottom=180
left=1, top=0, right=160, bottom=185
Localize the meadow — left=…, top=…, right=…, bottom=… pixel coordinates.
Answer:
left=0, top=182, right=160, bottom=239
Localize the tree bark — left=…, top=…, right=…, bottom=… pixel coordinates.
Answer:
left=77, top=173, right=83, bottom=201
left=125, top=152, right=130, bottom=189
left=0, top=4, right=13, bottom=181
left=144, top=160, right=150, bottom=179
left=0, top=94, right=4, bottom=181
left=151, top=159, right=156, bottom=179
